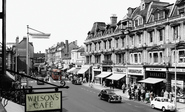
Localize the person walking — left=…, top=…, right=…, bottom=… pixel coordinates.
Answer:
left=122, top=83, right=126, bottom=93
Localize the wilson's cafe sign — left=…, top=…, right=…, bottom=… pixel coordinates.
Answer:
left=25, top=91, right=62, bottom=112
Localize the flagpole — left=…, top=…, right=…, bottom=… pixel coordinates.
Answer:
left=26, top=25, right=29, bottom=87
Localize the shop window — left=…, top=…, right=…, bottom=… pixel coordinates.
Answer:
left=159, top=52, right=163, bottom=63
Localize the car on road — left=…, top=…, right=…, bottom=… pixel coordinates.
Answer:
left=37, top=77, right=45, bottom=85
left=150, top=97, right=176, bottom=112
left=98, top=89, right=122, bottom=103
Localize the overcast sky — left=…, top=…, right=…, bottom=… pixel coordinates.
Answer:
left=0, top=0, right=176, bottom=53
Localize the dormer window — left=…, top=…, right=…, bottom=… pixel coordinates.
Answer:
left=178, top=6, right=185, bottom=15
left=134, top=16, right=143, bottom=27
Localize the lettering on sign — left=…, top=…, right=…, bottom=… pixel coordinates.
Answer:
left=146, top=68, right=166, bottom=71
left=128, top=68, right=143, bottom=76
left=169, top=68, right=185, bottom=72
left=26, top=92, right=61, bottom=112
left=114, top=68, right=126, bottom=73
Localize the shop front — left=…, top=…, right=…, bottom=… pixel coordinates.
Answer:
left=140, top=66, right=167, bottom=96
left=168, top=67, right=185, bottom=101
left=106, top=66, right=126, bottom=89
left=95, top=65, right=112, bottom=85
left=92, top=65, right=101, bottom=83
left=127, top=66, right=144, bottom=88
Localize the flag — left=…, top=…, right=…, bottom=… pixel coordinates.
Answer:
left=27, top=26, right=51, bottom=39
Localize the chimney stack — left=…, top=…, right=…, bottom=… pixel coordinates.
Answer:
left=65, top=40, right=69, bottom=55
left=110, top=14, right=117, bottom=25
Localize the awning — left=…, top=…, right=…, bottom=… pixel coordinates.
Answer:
left=106, top=73, right=126, bottom=81
left=71, top=68, right=81, bottom=74
left=138, top=77, right=166, bottom=84
left=6, top=71, right=15, bottom=81
left=77, top=65, right=91, bottom=74
left=67, top=67, right=76, bottom=73
left=95, top=72, right=112, bottom=78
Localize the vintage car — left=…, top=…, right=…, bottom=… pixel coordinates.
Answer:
left=98, top=89, right=122, bottom=103
left=37, top=77, right=45, bottom=85
left=150, top=97, right=176, bottom=112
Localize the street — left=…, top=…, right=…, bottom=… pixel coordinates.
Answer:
left=29, top=78, right=161, bottom=112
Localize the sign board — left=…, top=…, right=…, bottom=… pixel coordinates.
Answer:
left=146, top=68, right=167, bottom=71
left=25, top=91, right=62, bottom=112
left=128, top=68, right=144, bottom=76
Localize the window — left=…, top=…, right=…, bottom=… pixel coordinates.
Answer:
left=153, top=53, right=158, bottom=63
left=99, top=42, right=101, bottom=50
left=154, top=13, right=158, bottom=21
left=159, top=52, right=163, bottom=63
left=116, top=54, right=122, bottom=64
left=122, top=38, right=124, bottom=47
left=109, top=40, right=111, bottom=49
left=178, top=7, right=185, bottom=15
left=131, top=36, right=134, bottom=45
left=104, top=41, right=106, bottom=49
left=159, top=29, right=164, bottom=41
left=138, top=35, right=141, bottom=44
left=149, top=31, right=153, bottom=43
left=159, top=11, right=164, bottom=20
left=90, top=44, right=92, bottom=51
left=134, top=54, right=138, bottom=63
left=173, top=26, right=179, bottom=40
left=139, top=17, right=143, bottom=25
left=94, top=43, right=97, bottom=51
left=179, top=50, right=185, bottom=63
left=116, top=39, right=118, bottom=48
left=149, top=53, right=152, bottom=63
left=135, top=19, right=138, bottom=27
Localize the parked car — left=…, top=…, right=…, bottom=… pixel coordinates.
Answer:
left=98, top=89, right=122, bottom=103
left=37, top=77, right=45, bottom=85
left=150, top=97, right=175, bottom=112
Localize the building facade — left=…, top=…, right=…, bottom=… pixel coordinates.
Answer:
left=84, top=0, right=185, bottom=94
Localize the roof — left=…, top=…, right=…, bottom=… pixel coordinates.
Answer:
left=77, top=47, right=84, bottom=52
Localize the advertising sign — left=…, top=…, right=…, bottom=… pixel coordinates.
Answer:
left=25, top=91, right=62, bottom=112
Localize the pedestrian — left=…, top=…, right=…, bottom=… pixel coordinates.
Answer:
left=145, top=91, right=150, bottom=103
left=122, top=83, right=126, bottom=93
left=141, top=88, right=145, bottom=102
left=128, top=87, right=131, bottom=100
left=161, top=89, right=164, bottom=97
left=138, top=89, right=141, bottom=101
left=109, top=82, right=112, bottom=89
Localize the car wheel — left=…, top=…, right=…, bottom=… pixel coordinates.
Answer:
left=108, top=98, right=111, bottom=103
left=151, top=104, right=155, bottom=109
left=162, top=107, right=166, bottom=112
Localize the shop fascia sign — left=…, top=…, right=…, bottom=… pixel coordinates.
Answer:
left=113, top=67, right=126, bottom=73
left=128, top=68, right=143, bottom=75
left=169, top=68, right=185, bottom=72
left=25, top=91, right=62, bottom=112
left=146, top=68, right=166, bottom=71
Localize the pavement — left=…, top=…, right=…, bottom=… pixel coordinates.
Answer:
left=82, top=82, right=185, bottom=112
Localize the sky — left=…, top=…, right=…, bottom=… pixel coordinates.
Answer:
left=0, top=0, right=176, bottom=53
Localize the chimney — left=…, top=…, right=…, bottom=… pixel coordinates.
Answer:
left=16, top=36, right=19, bottom=44
left=110, top=14, right=117, bottom=25
left=65, top=40, right=69, bottom=55
left=127, top=7, right=133, bottom=16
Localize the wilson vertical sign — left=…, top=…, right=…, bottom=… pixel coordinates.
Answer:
left=25, top=91, right=62, bottom=112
